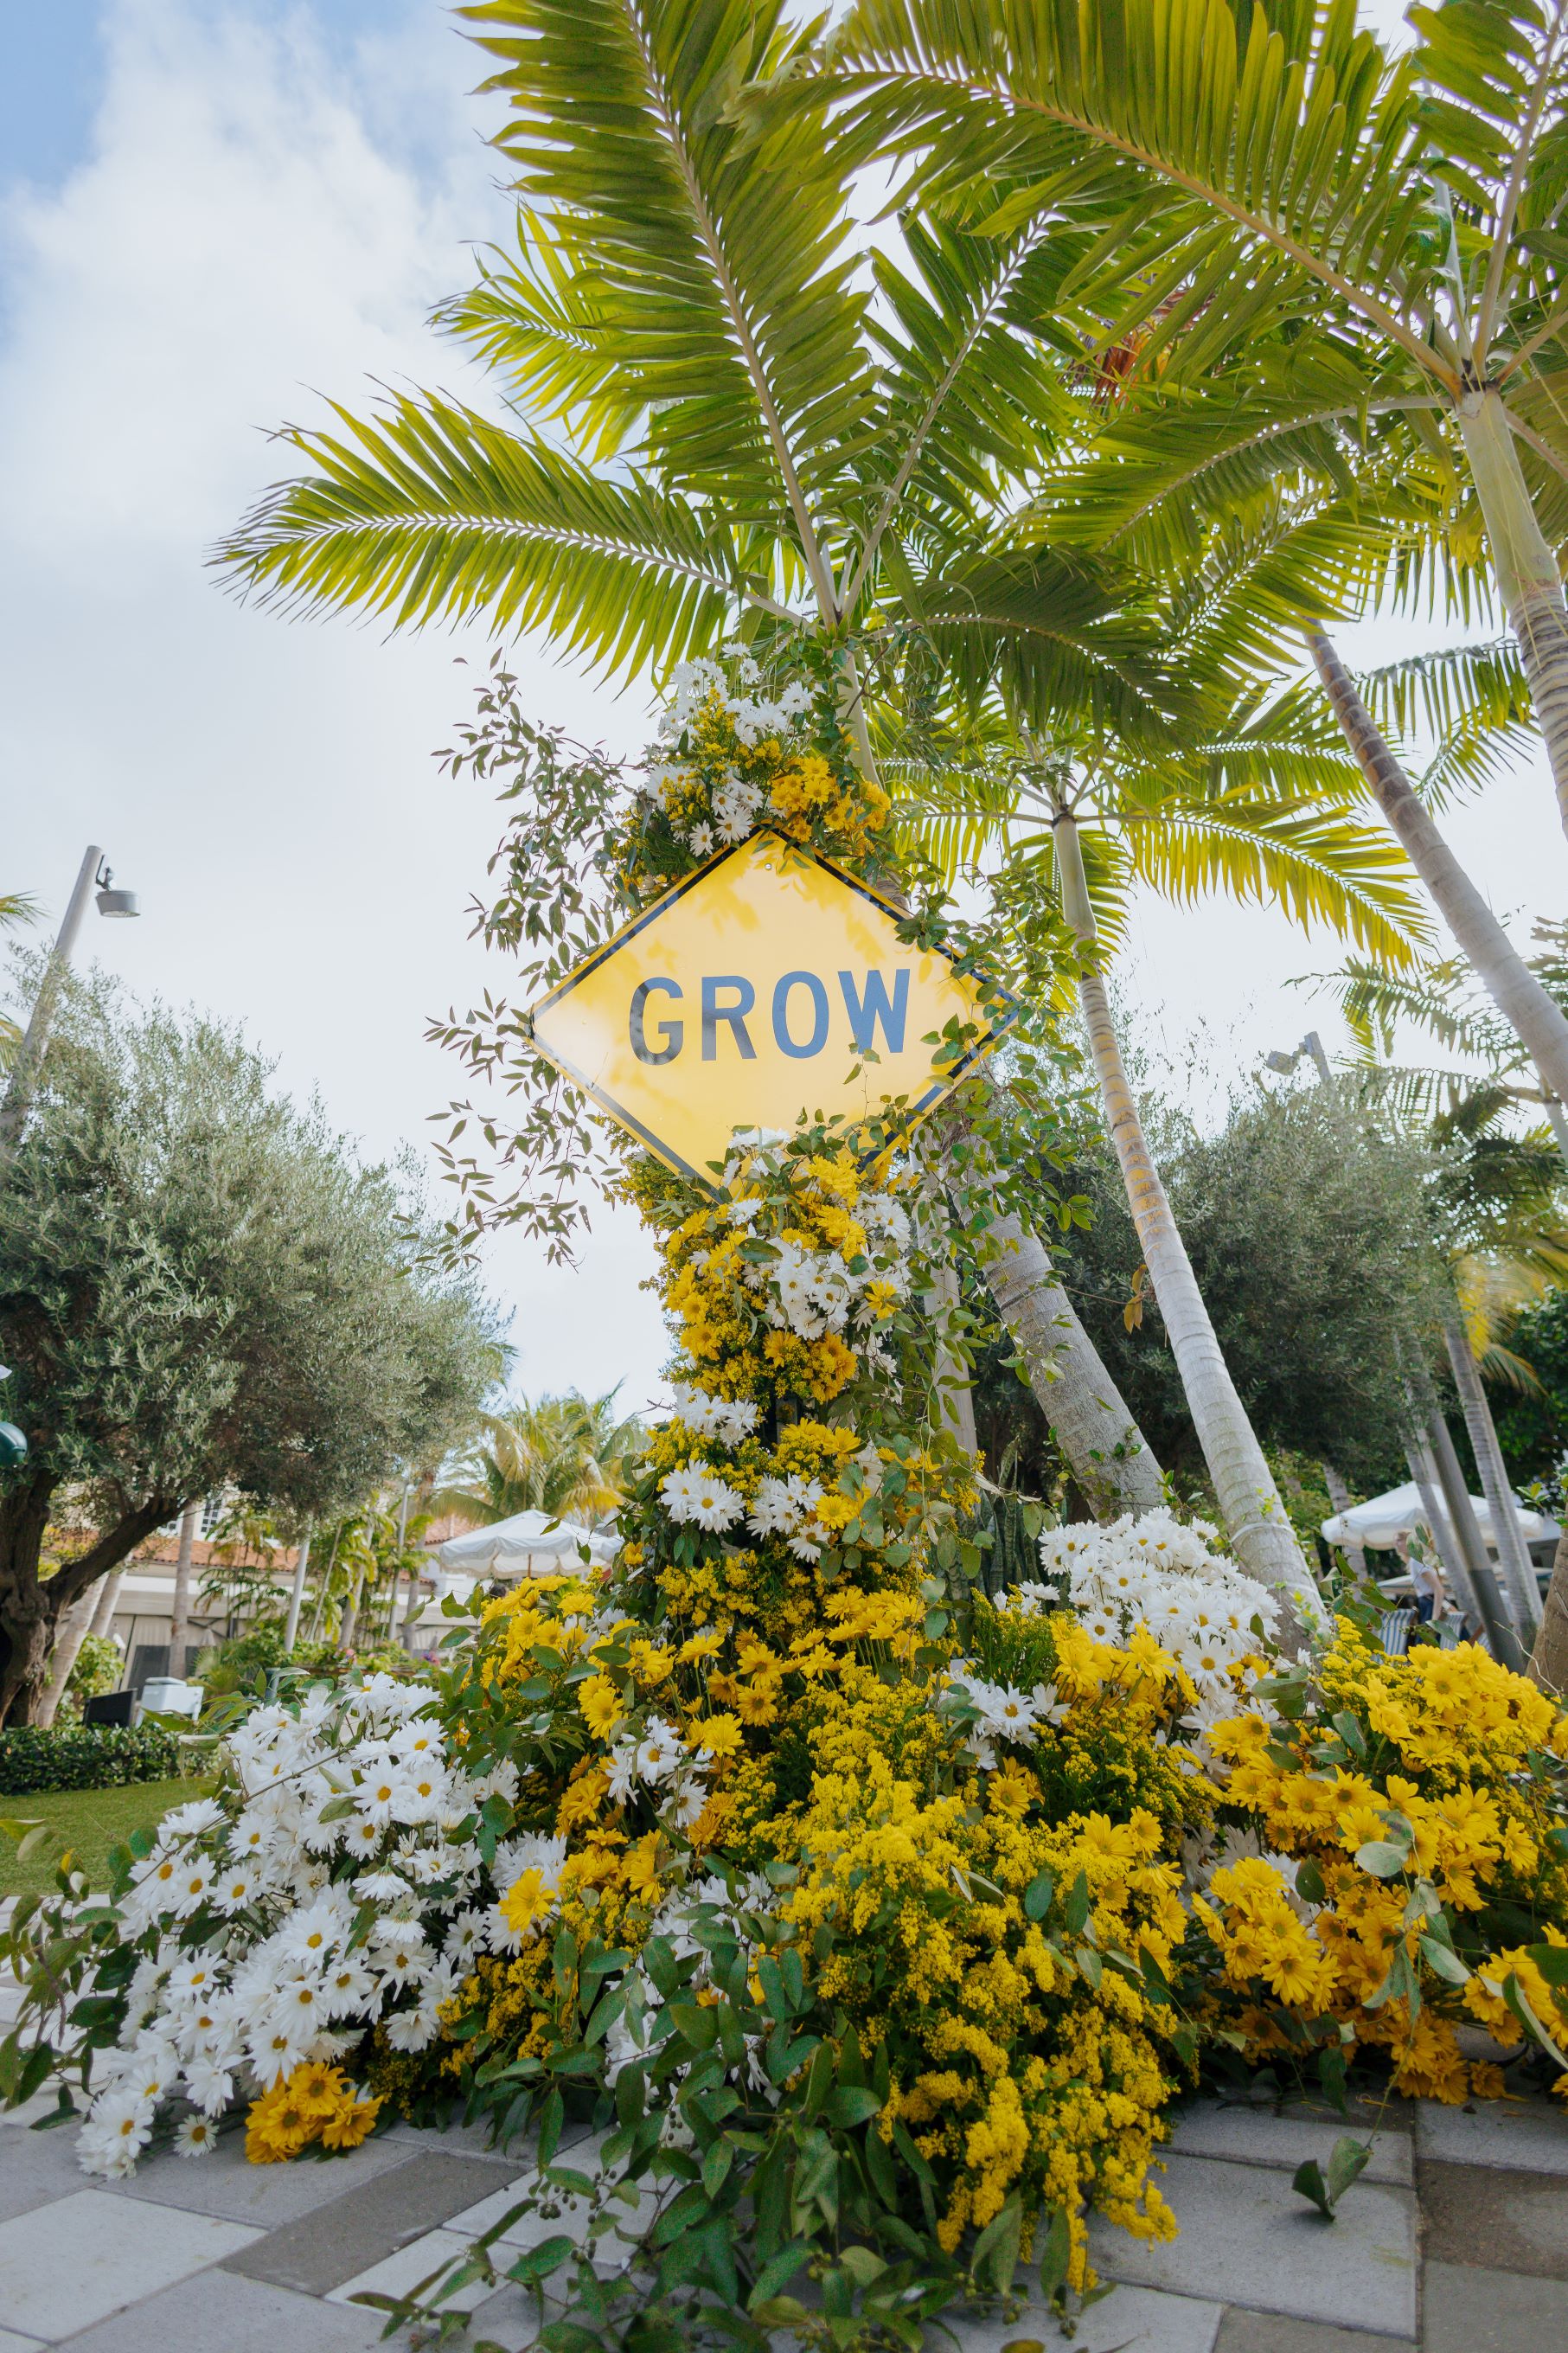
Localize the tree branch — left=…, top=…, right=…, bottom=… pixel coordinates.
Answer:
left=47, top=1497, right=182, bottom=1618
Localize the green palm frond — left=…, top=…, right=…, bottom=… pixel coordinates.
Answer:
left=433, top=209, right=644, bottom=463
left=1123, top=796, right=1431, bottom=968
left=435, top=1388, right=644, bottom=1526
left=463, top=0, right=879, bottom=535
left=830, top=0, right=1439, bottom=378
left=913, top=543, right=1181, bottom=741
left=1356, top=638, right=1537, bottom=808
left=1328, top=954, right=1513, bottom=1065
left=217, top=391, right=796, bottom=674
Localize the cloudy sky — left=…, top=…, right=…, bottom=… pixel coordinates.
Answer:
left=4, top=0, right=1565, bottom=1414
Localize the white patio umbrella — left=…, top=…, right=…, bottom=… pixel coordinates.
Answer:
left=434, top=1509, right=598, bottom=1577
left=405, top=1511, right=619, bottom=1638
left=1322, top=1480, right=1560, bottom=1554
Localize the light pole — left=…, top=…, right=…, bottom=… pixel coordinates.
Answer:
left=0, top=844, right=140, bottom=1176
left=1264, top=1029, right=1333, bottom=1086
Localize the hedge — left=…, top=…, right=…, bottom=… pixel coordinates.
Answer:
left=0, top=1724, right=183, bottom=1796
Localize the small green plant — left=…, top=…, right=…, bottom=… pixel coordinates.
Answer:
left=1292, top=2136, right=1372, bottom=2221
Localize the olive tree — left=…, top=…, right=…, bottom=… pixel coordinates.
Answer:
left=982, top=1073, right=1442, bottom=1502
left=0, top=974, right=501, bottom=1722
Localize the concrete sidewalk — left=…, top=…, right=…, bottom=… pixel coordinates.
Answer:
left=3, top=1922, right=1566, bottom=2349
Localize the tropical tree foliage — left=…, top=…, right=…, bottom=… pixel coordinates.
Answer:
left=434, top=1389, right=645, bottom=1528
left=0, top=972, right=502, bottom=1723
left=827, top=0, right=1568, bottom=834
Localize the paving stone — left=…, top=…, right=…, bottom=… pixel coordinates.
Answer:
left=948, top=2284, right=1224, bottom=2351
left=55, top=2268, right=391, bottom=2352
left=1087, top=2154, right=1417, bottom=2338
left=1422, top=2258, right=1568, bottom=2352
left=328, top=2224, right=492, bottom=2316
left=1168, top=2102, right=1411, bottom=2185
left=385, top=2113, right=590, bottom=2164
left=0, top=2332, right=44, bottom=2353
left=117, top=2119, right=415, bottom=2226
left=221, top=2147, right=509, bottom=2296
left=0, top=2089, right=72, bottom=2131
left=445, top=2132, right=661, bottom=2267
left=1213, top=2312, right=1414, bottom=2351
left=1415, top=2093, right=1568, bottom=2176
left=1419, top=2159, right=1568, bottom=2279
left=0, top=2187, right=260, bottom=2340
left=0, top=2122, right=100, bottom=2222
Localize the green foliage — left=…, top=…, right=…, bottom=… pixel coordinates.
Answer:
left=989, top=1067, right=1438, bottom=1491
left=198, top=1625, right=414, bottom=1698
left=1293, top=2135, right=1373, bottom=2222
left=62, top=1634, right=123, bottom=1714
left=0, top=1725, right=181, bottom=1796
left=0, top=964, right=502, bottom=1720
left=437, top=1390, right=644, bottom=1527
left=1496, top=1286, right=1568, bottom=1485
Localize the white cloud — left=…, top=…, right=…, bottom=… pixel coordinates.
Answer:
left=0, top=0, right=669, bottom=1407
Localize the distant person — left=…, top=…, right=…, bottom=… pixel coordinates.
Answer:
left=1397, top=1528, right=1450, bottom=1626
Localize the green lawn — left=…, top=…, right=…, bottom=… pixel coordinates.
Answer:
left=0, top=1778, right=215, bottom=1901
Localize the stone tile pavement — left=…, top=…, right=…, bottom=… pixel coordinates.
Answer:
left=5, top=1931, right=1568, bottom=2349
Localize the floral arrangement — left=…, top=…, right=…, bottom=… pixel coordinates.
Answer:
left=1195, top=1619, right=1568, bottom=2106
left=10, top=1674, right=509, bottom=2177
left=615, top=651, right=892, bottom=903
left=8, top=661, right=1568, bottom=2351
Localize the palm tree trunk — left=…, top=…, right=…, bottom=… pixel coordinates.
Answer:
left=35, top=1587, right=99, bottom=1729
left=1307, top=627, right=1568, bottom=1104
left=1531, top=1523, right=1568, bottom=1696
left=306, top=1527, right=341, bottom=1645
left=1440, top=1292, right=1542, bottom=1638
left=842, top=646, right=1162, bottom=1512
left=1424, top=1398, right=1526, bottom=1669
left=978, top=1208, right=1166, bottom=1518
left=1405, top=1436, right=1478, bottom=1626
left=1455, top=388, right=1568, bottom=843
left=1053, top=811, right=1311, bottom=1614
left=89, top=1569, right=124, bottom=1638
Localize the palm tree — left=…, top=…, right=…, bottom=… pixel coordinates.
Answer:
left=209, top=0, right=1435, bottom=1587
left=1304, top=632, right=1568, bottom=1119
left=899, top=654, right=1430, bottom=1599
left=435, top=1390, right=643, bottom=1530
left=830, top=0, right=1568, bottom=843
left=209, top=0, right=1186, bottom=1518
left=1323, top=941, right=1568, bottom=1675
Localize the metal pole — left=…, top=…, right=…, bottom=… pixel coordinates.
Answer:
left=0, top=845, right=103, bottom=1174
left=168, top=1501, right=201, bottom=1679
left=1302, top=1030, right=1334, bottom=1087
left=283, top=1530, right=312, bottom=1654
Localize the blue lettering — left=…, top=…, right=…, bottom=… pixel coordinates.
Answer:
left=838, top=968, right=909, bottom=1055
left=701, top=974, right=757, bottom=1061
left=629, top=978, right=683, bottom=1064
left=771, top=971, right=829, bottom=1059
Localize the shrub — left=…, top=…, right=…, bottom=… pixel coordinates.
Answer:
left=64, top=1635, right=124, bottom=1715
left=0, top=1724, right=182, bottom=1795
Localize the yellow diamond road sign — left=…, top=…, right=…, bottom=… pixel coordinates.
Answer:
left=528, top=832, right=1015, bottom=1184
